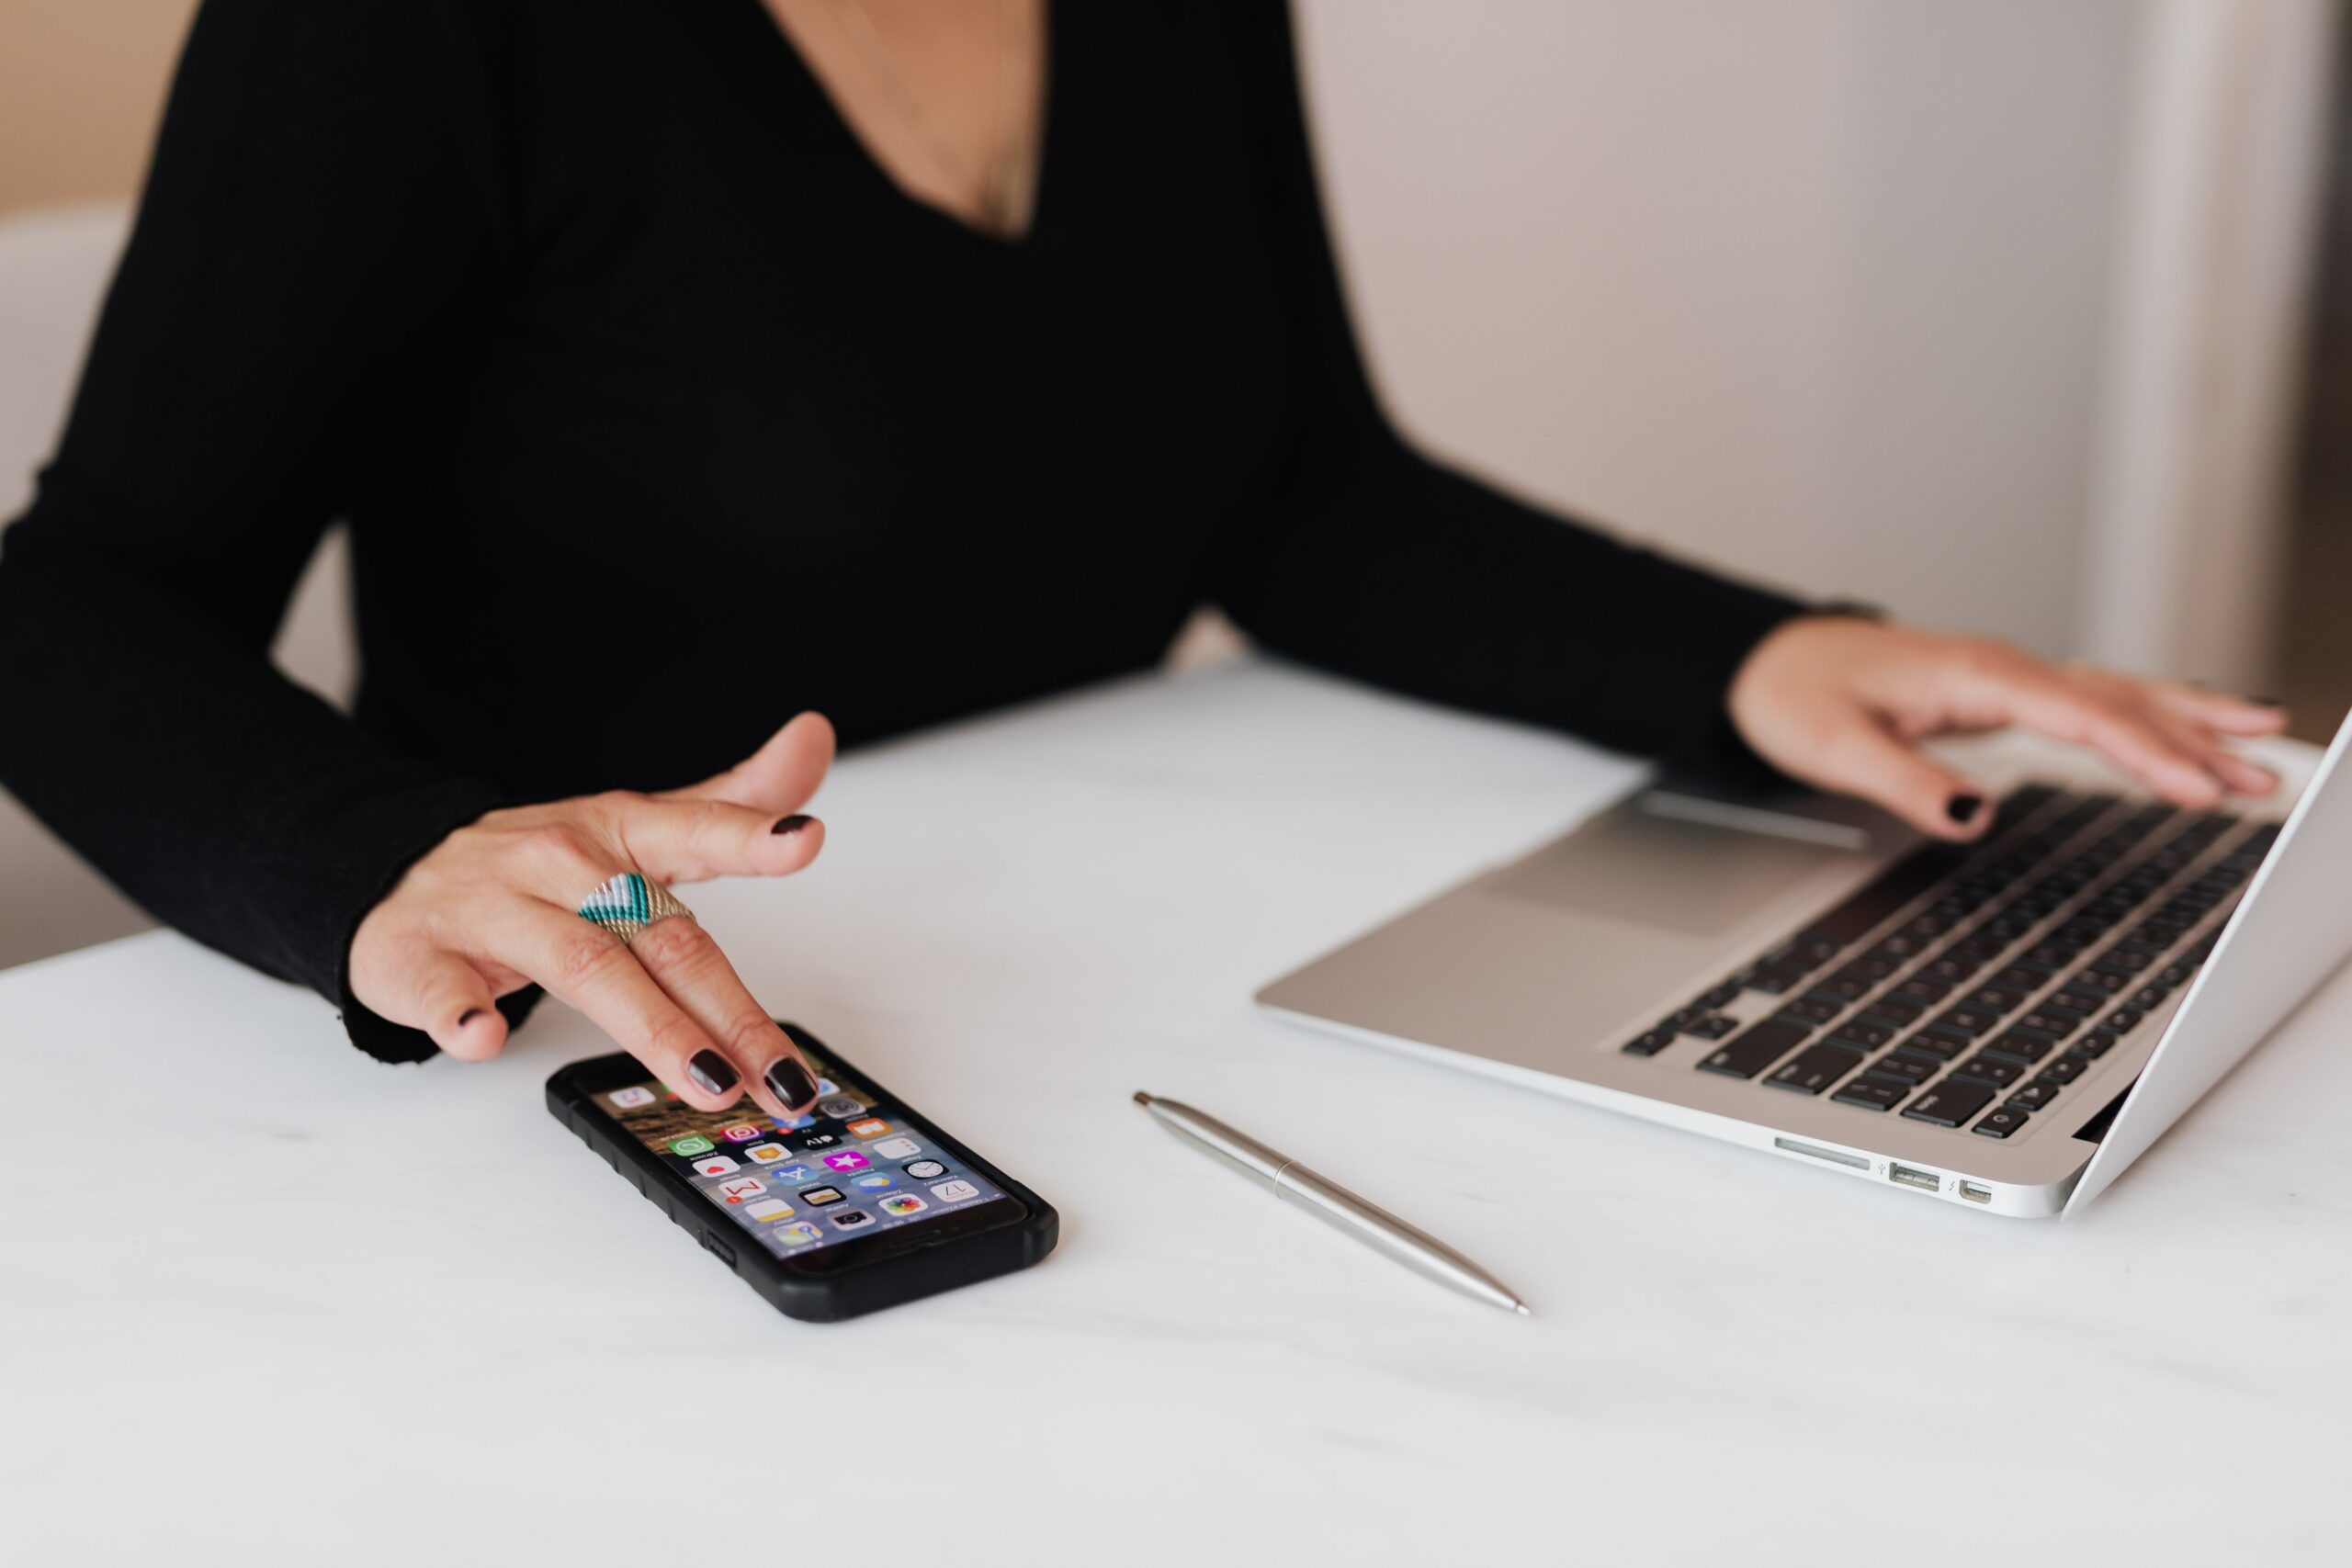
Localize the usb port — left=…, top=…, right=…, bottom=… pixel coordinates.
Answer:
left=1958, top=1181, right=1992, bottom=1204
left=1888, top=1163, right=1939, bottom=1192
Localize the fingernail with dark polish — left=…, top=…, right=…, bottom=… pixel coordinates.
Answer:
left=771, top=814, right=813, bottom=835
left=458, top=1008, right=486, bottom=1028
left=1948, top=794, right=1984, bottom=825
left=686, top=1049, right=740, bottom=1096
left=765, top=1055, right=819, bottom=1111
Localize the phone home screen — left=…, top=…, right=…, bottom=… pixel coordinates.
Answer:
left=594, top=1054, right=1008, bottom=1260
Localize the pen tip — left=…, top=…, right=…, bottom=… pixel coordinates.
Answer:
left=1131, top=1090, right=1151, bottom=1106
left=1513, top=1303, right=1532, bottom=1317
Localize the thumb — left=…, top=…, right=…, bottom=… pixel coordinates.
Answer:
left=1787, top=710, right=1990, bottom=842
left=665, top=711, right=835, bottom=813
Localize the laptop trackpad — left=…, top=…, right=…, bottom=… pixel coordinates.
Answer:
left=1487, top=799, right=1853, bottom=938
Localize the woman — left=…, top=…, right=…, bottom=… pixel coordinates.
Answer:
left=0, top=0, right=2284, bottom=1128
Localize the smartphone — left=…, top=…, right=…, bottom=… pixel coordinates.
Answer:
left=546, top=1023, right=1056, bottom=1322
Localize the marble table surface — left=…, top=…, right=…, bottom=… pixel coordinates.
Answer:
left=3, top=661, right=2346, bottom=1565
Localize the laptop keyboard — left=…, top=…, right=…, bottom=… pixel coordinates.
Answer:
left=1620, top=785, right=2277, bottom=1141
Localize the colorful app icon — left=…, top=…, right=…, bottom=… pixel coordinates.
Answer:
left=692, top=1155, right=741, bottom=1178
left=930, top=1179, right=979, bottom=1202
left=817, top=1078, right=839, bottom=1096
left=800, top=1185, right=845, bottom=1206
left=871, top=1137, right=921, bottom=1159
left=878, top=1193, right=928, bottom=1216
left=797, top=1133, right=842, bottom=1152
left=775, top=1112, right=817, bottom=1132
left=720, top=1123, right=763, bottom=1144
left=745, top=1143, right=789, bottom=1165
left=845, top=1117, right=891, bottom=1138
left=771, top=1164, right=819, bottom=1184
left=816, top=1096, right=864, bottom=1119
left=902, top=1158, right=947, bottom=1180
left=669, top=1134, right=716, bottom=1157
left=822, top=1149, right=871, bottom=1173
left=716, top=1176, right=767, bottom=1205
left=828, top=1209, right=876, bottom=1232
left=853, top=1173, right=894, bottom=1190
left=743, top=1198, right=794, bottom=1222
left=775, top=1222, right=823, bottom=1247
left=607, top=1086, right=655, bottom=1110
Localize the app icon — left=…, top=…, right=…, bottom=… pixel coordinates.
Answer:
left=743, top=1198, right=794, bottom=1222
left=822, top=1149, right=871, bottom=1173
left=816, top=1096, right=864, bottom=1119
left=745, top=1143, right=789, bottom=1165
left=853, top=1173, right=894, bottom=1190
left=720, top=1123, right=763, bottom=1144
left=692, top=1155, right=741, bottom=1178
left=775, top=1222, right=823, bottom=1247
left=902, top=1158, right=947, bottom=1180
left=879, top=1193, right=927, bottom=1216
left=871, top=1136, right=921, bottom=1159
left=930, top=1179, right=979, bottom=1202
left=771, top=1164, right=818, bottom=1184
left=775, top=1112, right=817, bottom=1132
left=828, top=1209, right=876, bottom=1232
left=797, top=1133, right=842, bottom=1152
left=716, top=1176, right=767, bottom=1205
left=845, top=1117, right=891, bottom=1138
left=669, top=1134, right=716, bottom=1157
left=607, top=1086, right=655, bottom=1110
left=817, top=1078, right=839, bottom=1096
left=800, top=1185, right=845, bottom=1206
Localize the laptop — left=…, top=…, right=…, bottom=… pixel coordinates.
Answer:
left=1258, top=704, right=2352, bottom=1216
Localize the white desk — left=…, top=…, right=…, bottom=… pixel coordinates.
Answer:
left=4, top=662, right=2346, bottom=1564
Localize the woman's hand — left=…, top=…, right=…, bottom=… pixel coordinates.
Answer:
left=349, top=713, right=837, bottom=1119
left=1727, top=618, right=2287, bottom=841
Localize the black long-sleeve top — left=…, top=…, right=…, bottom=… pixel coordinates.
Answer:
left=0, top=0, right=1804, bottom=1064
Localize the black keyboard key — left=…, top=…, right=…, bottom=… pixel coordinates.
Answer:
left=1923, top=955, right=1983, bottom=985
left=2050, top=988, right=2107, bottom=1017
left=1806, top=842, right=1974, bottom=944
left=1869, top=1049, right=1939, bottom=1084
left=1809, top=973, right=1873, bottom=1003
left=1700, top=981, right=1743, bottom=1009
left=1894, top=976, right=1952, bottom=1006
left=1904, top=1079, right=1997, bottom=1127
left=1963, top=985, right=2030, bottom=1015
left=1831, top=1075, right=1909, bottom=1111
left=1973, top=1107, right=2030, bottom=1139
left=2017, top=1010, right=2081, bottom=1040
left=1778, top=996, right=1844, bottom=1026
left=1907, top=1028, right=1971, bottom=1061
left=1951, top=1054, right=2023, bottom=1088
left=1860, top=996, right=1926, bottom=1028
left=1766, top=1043, right=1867, bottom=1095
left=2076, top=967, right=2132, bottom=995
left=2035, top=1055, right=2086, bottom=1086
left=1984, top=1030, right=2056, bottom=1065
left=1840, top=955, right=1898, bottom=982
left=1933, top=1005, right=2000, bottom=1038
left=2129, top=984, right=2169, bottom=1010
left=1829, top=1018, right=1894, bottom=1052
left=1623, top=1031, right=1675, bottom=1056
left=2072, top=1028, right=2121, bottom=1060
left=2007, top=1082, right=2061, bottom=1111
left=1699, top=1018, right=1813, bottom=1079
left=2100, top=1007, right=2142, bottom=1034
left=1743, top=964, right=1804, bottom=996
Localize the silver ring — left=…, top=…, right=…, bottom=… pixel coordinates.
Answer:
left=574, top=872, right=695, bottom=944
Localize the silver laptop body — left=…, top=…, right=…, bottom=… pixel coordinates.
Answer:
left=1258, top=708, right=2352, bottom=1217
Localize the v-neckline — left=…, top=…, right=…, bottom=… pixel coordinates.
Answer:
left=743, top=0, right=1060, bottom=252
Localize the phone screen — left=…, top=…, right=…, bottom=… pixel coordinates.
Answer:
left=590, top=1048, right=1011, bottom=1262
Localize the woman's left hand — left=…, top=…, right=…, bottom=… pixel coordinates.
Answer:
left=1726, top=616, right=2288, bottom=842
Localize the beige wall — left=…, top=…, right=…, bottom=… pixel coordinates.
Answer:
left=0, top=0, right=198, bottom=214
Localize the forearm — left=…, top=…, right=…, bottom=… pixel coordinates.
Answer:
left=1216, top=432, right=1805, bottom=778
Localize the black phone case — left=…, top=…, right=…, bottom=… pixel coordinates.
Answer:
left=546, top=1025, right=1057, bottom=1322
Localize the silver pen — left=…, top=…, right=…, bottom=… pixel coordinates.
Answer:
left=1133, top=1091, right=1532, bottom=1317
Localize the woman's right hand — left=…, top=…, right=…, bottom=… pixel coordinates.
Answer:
left=349, top=713, right=837, bottom=1120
